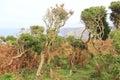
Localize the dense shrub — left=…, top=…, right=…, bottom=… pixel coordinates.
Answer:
left=110, top=30, right=120, bottom=54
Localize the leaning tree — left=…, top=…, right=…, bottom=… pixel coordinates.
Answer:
left=81, top=6, right=110, bottom=75
left=43, top=4, right=73, bottom=63
left=81, top=6, right=110, bottom=52
left=81, top=6, right=110, bottom=41
left=8, top=26, right=45, bottom=66
left=36, top=4, right=73, bottom=79
left=109, top=1, right=120, bottom=30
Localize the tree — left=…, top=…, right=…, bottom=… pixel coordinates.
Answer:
left=81, top=6, right=110, bottom=75
left=43, top=4, right=73, bottom=54
left=81, top=6, right=110, bottom=53
left=43, top=4, right=73, bottom=33
left=43, top=3, right=73, bottom=55
left=109, top=1, right=120, bottom=29
left=36, top=4, right=73, bottom=79
left=8, top=26, right=45, bottom=68
left=81, top=6, right=110, bottom=40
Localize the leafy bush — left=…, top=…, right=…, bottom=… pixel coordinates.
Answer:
left=67, top=36, right=85, bottom=49
left=6, top=35, right=16, bottom=41
left=110, top=30, right=120, bottom=54
left=110, top=55, right=120, bottom=80
left=52, top=36, right=66, bottom=48
left=0, top=73, right=18, bottom=80
left=18, top=33, right=45, bottom=54
left=30, top=25, right=44, bottom=35
left=89, top=54, right=120, bottom=80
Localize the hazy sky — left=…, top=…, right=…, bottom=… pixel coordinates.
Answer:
left=0, top=0, right=118, bottom=36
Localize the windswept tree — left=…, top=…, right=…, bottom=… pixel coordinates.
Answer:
left=81, top=6, right=110, bottom=55
left=43, top=4, right=73, bottom=52
left=8, top=27, right=45, bottom=66
left=81, top=6, right=110, bottom=41
left=109, top=1, right=120, bottom=29
left=81, top=6, right=110, bottom=75
left=36, top=4, right=73, bottom=79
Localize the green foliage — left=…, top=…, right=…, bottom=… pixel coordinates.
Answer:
left=89, top=54, right=120, bottom=80
left=71, top=40, right=85, bottom=49
left=18, top=33, right=36, bottom=48
left=109, top=1, right=120, bottom=13
left=6, top=35, right=16, bottom=41
left=32, top=42, right=43, bottom=54
left=109, top=1, right=120, bottom=29
left=17, top=68, right=36, bottom=80
left=18, top=33, right=45, bottom=54
left=110, top=30, right=120, bottom=54
left=52, top=36, right=66, bottom=48
left=102, top=16, right=111, bottom=40
left=67, top=36, right=75, bottom=44
left=0, top=36, right=6, bottom=42
left=81, top=6, right=106, bottom=20
left=30, top=25, right=44, bottom=36
left=110, top=55, right=120, bottom=80
left=67, top=36, right=85, bottom=49
left=5, top=35, right=17, bottom=45
left=81, top=6, right=110, bottom=40
left=0, top=73, right=18, bottom=80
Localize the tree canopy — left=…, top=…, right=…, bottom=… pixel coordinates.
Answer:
left=81, top=6, right=110, bottom=40
left=30, top=25, right=44, bottom=36
left=109, top=1, right=120, bottom=29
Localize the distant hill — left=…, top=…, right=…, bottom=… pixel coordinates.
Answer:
left=0, top=27, right=88, bottom=39
left=59, top=27, right=88, bottom=39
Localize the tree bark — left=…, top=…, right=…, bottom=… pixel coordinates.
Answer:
left=36, top=53, right=45, bottom=80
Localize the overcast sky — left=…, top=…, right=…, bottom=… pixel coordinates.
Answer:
left=0, top=0, right=118, bottom=36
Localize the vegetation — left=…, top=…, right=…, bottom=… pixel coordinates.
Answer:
left=110, top=30, right=120, bottom=54
left=81, top=6, right=110, bottom=40
left=109, top=1, right=120, bottom=29
left=0, top=2, right=120, bottom=80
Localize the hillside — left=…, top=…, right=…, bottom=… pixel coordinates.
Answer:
left=59, top=27, right=88, bottom=39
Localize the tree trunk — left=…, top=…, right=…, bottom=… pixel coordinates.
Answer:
left=36, top=53, right=44, bottom=80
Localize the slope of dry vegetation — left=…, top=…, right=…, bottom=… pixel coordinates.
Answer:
left=0, top=39, right=114, bottom=75
left=0, top=44, right=39, bottom=75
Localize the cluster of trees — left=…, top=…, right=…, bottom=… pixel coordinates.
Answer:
left=0, top=1, right=120, bottom=80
